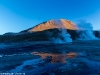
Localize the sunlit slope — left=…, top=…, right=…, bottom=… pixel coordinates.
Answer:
left=21, top=19, right=79, bottom=33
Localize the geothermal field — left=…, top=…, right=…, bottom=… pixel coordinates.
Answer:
left=0, top=19, right=100, bottom=75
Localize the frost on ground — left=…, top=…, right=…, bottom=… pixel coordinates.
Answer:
left=10, top=58, right=44, bottom=72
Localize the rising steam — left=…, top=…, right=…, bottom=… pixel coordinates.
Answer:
left=50, top=19, right=72, bottom=44
left=76, top=20, right=97, bottom=40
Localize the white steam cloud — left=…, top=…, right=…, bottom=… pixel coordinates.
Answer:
left=76, top=20, right=97, bottom=40
left=50, top=19, right=72, bottom=44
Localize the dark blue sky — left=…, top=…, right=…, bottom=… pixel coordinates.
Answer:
left=0, top=0, right=100, bottom=34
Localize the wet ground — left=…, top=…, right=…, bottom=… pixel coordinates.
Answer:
left=0, top=40, right=100, bottom=75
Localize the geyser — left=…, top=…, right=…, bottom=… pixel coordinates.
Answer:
left=51, top=19, right=72, bottom=44
left=76, top=20, right=97, bottom=40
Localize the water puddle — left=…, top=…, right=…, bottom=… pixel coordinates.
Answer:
left=31, top=52, right=78, bottom=63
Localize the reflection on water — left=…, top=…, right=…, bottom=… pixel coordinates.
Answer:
left=31, top=52, right=100, bottom=74
left=9, top=51, right=100, bottom=75
left=31, top=52, right=78, bottom=63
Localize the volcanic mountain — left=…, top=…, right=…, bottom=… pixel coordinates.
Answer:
left=0, top=19, right=99, bottom=43
left=21, top=19, right=79, bottom=33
